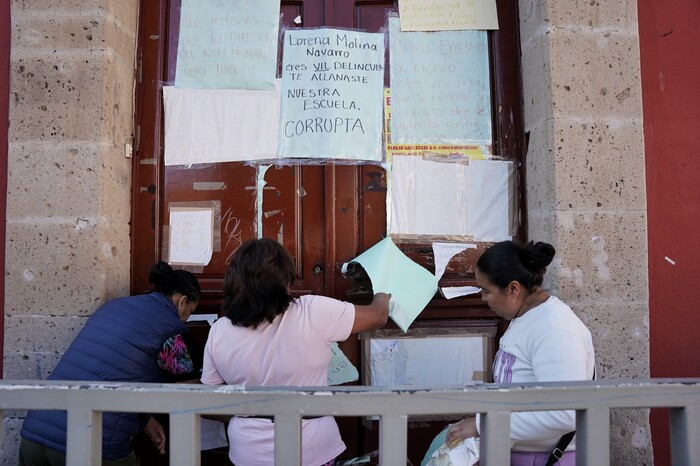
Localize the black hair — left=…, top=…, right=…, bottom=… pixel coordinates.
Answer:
left=148, top=262, right=201, bottom=303
left=222, top=238, right=296, bottom=329
left=476, top=240, right=555, bottom=293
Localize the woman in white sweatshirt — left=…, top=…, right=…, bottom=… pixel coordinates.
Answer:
left=446, top=240, right=596, bottom=466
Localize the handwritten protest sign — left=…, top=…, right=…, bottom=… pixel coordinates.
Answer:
left=383, top=89, right=489, bottom=159
left=168, top=207, right=214, bottom=266
left=175, top=0, right=280, bottom=89
left=388, top=16, right=492, bottom=146
left=398, top=0, right=499, bottom=31
left=277, top=28, right=385, bottom=160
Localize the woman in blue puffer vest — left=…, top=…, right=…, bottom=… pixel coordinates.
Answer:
left=19, top=262, right=201, bottom=466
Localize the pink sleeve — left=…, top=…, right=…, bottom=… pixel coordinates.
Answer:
left=200, top=322, right=225, bottom=385
left=303, top=295, right=355, bottom=342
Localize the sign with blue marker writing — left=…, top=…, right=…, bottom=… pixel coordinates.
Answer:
left=175, top=0, right=280, bottom=89
left=278, top=28, right=385, bottom=160
left=327, top=343, right=359, bottom=385
left=388, top=16, right=492, bottom=146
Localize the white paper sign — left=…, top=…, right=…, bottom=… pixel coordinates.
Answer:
left=163, top=83, right=281, bottom=165
left=390, top=155, right=471, bottom=237
left=368, top=337, right=484, bottom=387
left=169, top=208, right=214, bottom=266
left=466, top=159, right=512, bottom=241
left=390, top=156, right=513, bottom=241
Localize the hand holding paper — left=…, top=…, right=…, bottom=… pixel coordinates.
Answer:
left=343, top=237, right=438, bottom=332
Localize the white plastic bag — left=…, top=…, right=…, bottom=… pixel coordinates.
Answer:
left=424, top=437, right=479, bottom=466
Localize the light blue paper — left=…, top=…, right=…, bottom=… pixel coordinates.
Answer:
left=346, top=237, right=438, bottom=332
left=327, top=342, right=359, bottom=385
left=277, top=28, right=385, bottom=160
left=388, top=16, right=492, bottom=145
left=175, top=0, right=280, bottom=89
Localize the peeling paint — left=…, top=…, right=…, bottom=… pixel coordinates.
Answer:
left=193, top=182, right=227, bottom=191
left=590, top=235, right=610, bottom=280
left=102, top=243, right=115, bottom=258
left=264, top=209, right=282, bottom=218
left=297, top=186, right=307, bottom=198
left=75, top=218, right=90, bottom=231
left=559, top=266, right=584, bottom=287
left=631, top=425, right=649, bottom=448
left=256, top=165, right=270, bottom=238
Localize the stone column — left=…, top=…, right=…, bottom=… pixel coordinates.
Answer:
left=3, top=0, right=139, bottom=459
left=519, top=0, right=650, bottom=463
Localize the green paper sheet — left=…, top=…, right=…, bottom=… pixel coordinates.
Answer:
left=327, top=342, right=359, bottom=385
left=346, top=237, right=438, bottom=332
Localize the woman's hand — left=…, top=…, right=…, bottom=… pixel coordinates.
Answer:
left=446, top=416, right=478, bottom=446
left=145, top=417, right=167, bottom=455
left=351, top=292, right=391, bottom=334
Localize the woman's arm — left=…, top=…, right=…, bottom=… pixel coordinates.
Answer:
left=157, top=334, right=200, bottom=382
left=350, top=292, right=390, bottom=334
left=144, top=416, right=167, bottom=454
left=446, top=415, right=478, bottom=444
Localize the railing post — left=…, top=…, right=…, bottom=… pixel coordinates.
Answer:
left=170, top=412, right=201, bottom=466
left=274, top=414, right=301, bottom=466
left=66, top=408, right=101, bottom=465
left=380, top=414, right=408, bottom=466
left=479, top=411, right=510, bottom=466
left=576, top=407, right=610, bottom=466
left=670, top=405, right=700, bottom=466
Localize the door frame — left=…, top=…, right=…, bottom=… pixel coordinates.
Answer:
left=0, top=0, right=11, bottom=377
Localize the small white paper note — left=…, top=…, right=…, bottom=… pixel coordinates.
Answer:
left=200, top=418, right=228, bottom=451
left=432, top=242, right=477, bottom=281
left=169, top=208, right=214, bottom=266
left=187, top=313, right=218, bottom=326
left=441, top=286, right=482, bottom=300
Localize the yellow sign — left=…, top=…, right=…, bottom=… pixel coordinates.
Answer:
left=384, top=88, right=487, bottom=160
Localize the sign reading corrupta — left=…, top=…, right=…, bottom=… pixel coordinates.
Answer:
left=277, top=28, right=385, bottom=161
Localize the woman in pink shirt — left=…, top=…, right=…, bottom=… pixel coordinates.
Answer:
left=201, top=238, right=390, bottom=466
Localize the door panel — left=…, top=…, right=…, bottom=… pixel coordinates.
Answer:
left=262, top=165, right=326, bottom=294
left=334, top=0, right=397, bottom=30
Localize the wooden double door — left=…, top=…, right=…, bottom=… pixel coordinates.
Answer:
left=133, top=0, right=401, bottom=308
left=132, top=0, right=525, bottom=463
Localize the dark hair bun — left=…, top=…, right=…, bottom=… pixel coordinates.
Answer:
left=148, top=261, right=174, bottom=287
left=521, top=241, right=556, bottom=272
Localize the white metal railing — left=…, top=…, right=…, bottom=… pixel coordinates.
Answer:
left=1, top=378, right=699, bottom=466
